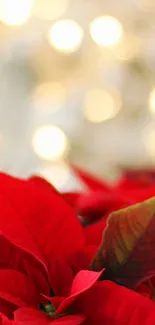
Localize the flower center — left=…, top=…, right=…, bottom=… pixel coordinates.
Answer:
left=40, top=303, right=72, bottom=319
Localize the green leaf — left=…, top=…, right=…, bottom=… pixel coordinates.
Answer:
left=90, top=197, right=155, bottom=288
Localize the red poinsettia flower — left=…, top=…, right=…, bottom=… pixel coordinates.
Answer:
left=0, top=172, right=90, bottom=317
left=64, top=165, right=134, bottom=218
left=65, top=165, right=155, bottom=215
left=118, top=168, right=155, bottom=187
left=63, top=166, right=134, bottom=245
left=1, top=172, right=155, bottom=324
left=3, top=277, right=155, bottom=325
left=116, top=168, right=155, bottom=203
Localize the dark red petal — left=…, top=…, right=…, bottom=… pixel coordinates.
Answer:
left=76, top=192, right=132, bottom=222
left=53, top=314, right=85, bottom=324
left=14, top=308, right=51, bottom=325
left=67, top=246, right=97, bottom=274
left=0, top=173, right=84, bottom=263
left=43, top=296, right=64, bottom=310
left=78, top=281, right=155, bottom=325
left=0, top=269, right=38, bottom=307
left=0, top=313, right=17, bottom=325
left=0, top=236, right=48, bottom=298
left=84, top=217, right=107, bottom=246
left=0, top=173, right=84, bottom=296
left=0, top=177, right=48, bottom=275
left=48, top=255, right=74, bottom=296
left=62, top=193, right=82, bottom=210
left=71, top=165, right=110, bottom=192
left=0, top=299, right=16, bottom=318
left=136, top=283, right=152, bottom=299
left=23, top=261, right=49, bottom=298
left=15, top=308, right=85, bottom=325
left=56, top=270, right=104, bottom=315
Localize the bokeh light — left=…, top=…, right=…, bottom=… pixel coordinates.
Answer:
left=48, top=20, right=83, bottom=53
left=0, top=0, right=34, bottom=25
left=149, top=88, right=155, bottom=115
left=83, top=88, right=122, bottom=123
left=33, top=82, right=67, bottom=110
left=32, top=125, right=68, bottom=160
left=90, top=16, right=123, bottom=47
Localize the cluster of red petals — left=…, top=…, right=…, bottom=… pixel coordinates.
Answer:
left=63, top=166, right=155, bottom=246
left=0, top=169, right=155, bottom=324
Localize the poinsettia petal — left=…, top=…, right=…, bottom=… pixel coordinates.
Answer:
left=55, top=270, right=104, bottom=315
left=48, top=255, right=74, bottom=296
left=0, top=299, right=16, bottom=318
left=71, top=165, right=110, bottom=192
left=76, top=192, right=132, bottom=222
left=0, top=173, right=84, bottom=266
left=84, top=217, right=107, bottom=246
left=123, top=187, right=155, bottom=203
left=0, top=313, right=17, bottom=325
left=0, top=177, right=48, bottom=275
left=53, top=315, right=85, bottom=324
left=15, top=308, right=85, bottom=325
left=68, top=246, right=97, bottom=274
left=23, top=261, right=49, bottom=298
left=0, top=172, right=84, bottom=297
left=118, top=169, right=155, bottom=187
left=29, top=176, right=84, bottom=257
left=90, top=197, right=155, bottom=288
left=42, top=296, right=64, bottom=310
left=14, top=308, right=51, bottom=325
left=0, top=269, right=39, bottom=307
left=77, top=280, right=155, bottom=325
left=136, top=283, right=152, bottom=298
left=0, top=234, right=48, bottom=299
left=62, top=193, right=82, bottom=209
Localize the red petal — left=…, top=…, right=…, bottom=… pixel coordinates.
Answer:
left=62, top=193, right=82, bottom=210
left=48, top=255, right=74, bottom=296
left=136, top=283, right=152, bottom=298
left=0, top=235, right=48, bottom=299
left=15, top=308, right=85, bottom=325
left=56, top=270, right=104, bottom=315
left=78, top=281, right=155, bottom=325
left=0, top=173, right=84, bottom=282
left=0, top=269, right=38, bottom=307
left=84, top=217, right=107, bottom=246
left=77, top=192, right=132, bottom=222
left=43, top=296, right=64, bottom=310
left=14, top=308, right=51, bottom=325
left=118, top=169, right=155, bottom=187
left=68, top=246, right=97, bottom=274
left=53, top=315, right=85, bottom=324
left=23, top=261, right=49, bottom=298
left=0, top=176, right=48, bottom=274
left=71, top=165, right=110, bottom=192
left=0, top=299, right=16, bottom=318
left=0, top=313, right=17, bottom=325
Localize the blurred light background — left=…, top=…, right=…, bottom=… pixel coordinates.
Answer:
left=1, top=0, right=155, bottom=190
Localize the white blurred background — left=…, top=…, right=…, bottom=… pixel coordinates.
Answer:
left=0, top=0, right=155, bottom=190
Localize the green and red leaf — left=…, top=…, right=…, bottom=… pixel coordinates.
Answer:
left=90, top=197, right=155, bottom=288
